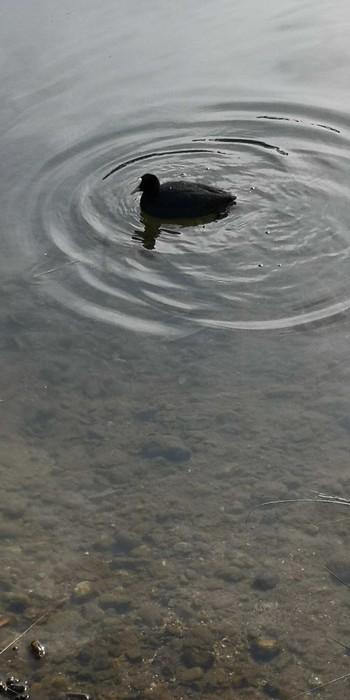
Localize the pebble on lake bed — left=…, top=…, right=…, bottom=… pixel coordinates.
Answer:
left=141, top=436, right=192, bottom=463
left=30, top=639, right=46, bottom=658
left=252, top=570, right=279, bottom=591
left=182, top=627, right=215, bottom=670
left=4, top=676, right=29, bottom=697
left=73, top=581, right=93, bottom=601
left=98, top=592, right=132, bottom=613
left=249, top=635, right=280, bottom=662
left=178, top=666, right=204, bottom=684
left=6, top=594, right=31, bottom=614
left=0, top=614, right=14, bottom=628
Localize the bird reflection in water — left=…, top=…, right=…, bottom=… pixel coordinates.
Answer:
left=132, top=210, right=230, bottom=250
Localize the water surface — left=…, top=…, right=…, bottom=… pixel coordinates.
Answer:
left=1, top=1, right=350, bottom=698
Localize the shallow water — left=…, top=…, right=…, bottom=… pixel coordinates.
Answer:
left=1, top=1, right=350, bottom=698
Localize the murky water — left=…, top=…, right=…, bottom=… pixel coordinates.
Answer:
left=1, top=1, right=350, bottom=698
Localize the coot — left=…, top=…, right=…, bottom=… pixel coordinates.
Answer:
left=131, top=173, right=236, bottom=219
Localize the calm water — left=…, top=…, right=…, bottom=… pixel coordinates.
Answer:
left=1, top=1, right=350, bottom=698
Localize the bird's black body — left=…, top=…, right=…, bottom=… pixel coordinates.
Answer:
left=132, top=173, right=236, bottom=220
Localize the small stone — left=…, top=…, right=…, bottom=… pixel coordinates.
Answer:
left=229, top=551, right=255, bottom=570
left=7, top=595, right=31, bottom=613
left=301, top=523, right=319, bottom=536
left=98, top=593, right=132, bottom=612
left=51, top=675, right=68, bottom=689
left=125, top=648, right=143, bottom=663
left=174, top=541, right=192, bottom=554
left=29, top=682, right=45, bottom=696
left=24, top=404, right=56, bottom=436
left=250, top=635, right=280, bottom=662
left=92, top=534, right=113, bottom=552
left=137, top=602, right=163, bottom=626
left=216, top=567, right=237, bottom=584
left=164, top=620, right=184, bottom=637
left=252, top=571, right=279, bottom=591
left=0, top=523, right=19, bottom=539
left=73, top=581, right=93, bottom=601
left=114, top=569, right=131, bottom=578
left=231, top=673, right=250, bottom=689
left=30, top=639, right=46, bottom=658
left=113, top=531, right=141, bottom=554
left=84, top=378, right=104, bottom=399
left=131, top=544, right=152, bottom=558
left=261, top=681, right=281, bottom=697
left=82, top=602, right=104, bottom=623
left=141, top=437, right=192, bottom=463
left=5, top=545, right=22, bottom=555
left=2, top=497, right=28, bottom=519
left=7, top=681, right=27, bottom=694
left=178, top=667, right=204, bottom=684
left=60, top=493, right=85, bottom=509
left=182, top=627, right=215, bottom=670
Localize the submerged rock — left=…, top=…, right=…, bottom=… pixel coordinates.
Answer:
left=98, top=592, right=132, bottom=613
left=249, top=635, right=280, bottom=662
left=178, top=666, right=204, bottom=684
left=141, top=437, right=192, bottom=463
left=252, top=570, right=279, bottom=591
left=30, top=639, right=46, bottom=658
left=73, top=581, right=94, bottom=601
left=113, top=530, right=141, bottom=554
left=2, top=496, right=28, bottom=519
left=4, top=676, right=29, bottom=698
left=125, top=647, right=143, bottom=663
left=182, top=627, right=215, bottom=670
left=7, top=594, right=31, bottom=614
left=0, top=614, right=15, bottom=628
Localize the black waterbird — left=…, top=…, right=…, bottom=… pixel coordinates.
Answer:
left=131, top=173, right=236, bottom=220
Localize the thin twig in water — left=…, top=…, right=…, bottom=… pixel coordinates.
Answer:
left=318, top=516, right=350, bottom=525
left=0, top=596, right=68, bottom=656
left=246, top=493, right=350, bottom=698
left=287, top=671, right=350, bottom=700
left=33, top=260, right=78, bottom=278
left=316, top=492, right=350, bottom=505
left=246, top=494, right=350, bottom=523
left=324, top=565, right=350, bottom=591
left=328, top=636, right=350, bottom=653
left=286, top=572, right=350, bottom=700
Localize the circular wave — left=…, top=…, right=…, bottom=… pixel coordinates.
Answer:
left=17, top=101, right=350, bottom=335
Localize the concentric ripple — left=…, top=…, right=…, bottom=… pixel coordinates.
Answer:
left=19, top=102, right=350, bottom=335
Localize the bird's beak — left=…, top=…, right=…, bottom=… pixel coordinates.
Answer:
left=131, top=180, right=141, bottom=194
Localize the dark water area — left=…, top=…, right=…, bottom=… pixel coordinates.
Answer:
left=1, top=1, right=350, bottom=699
